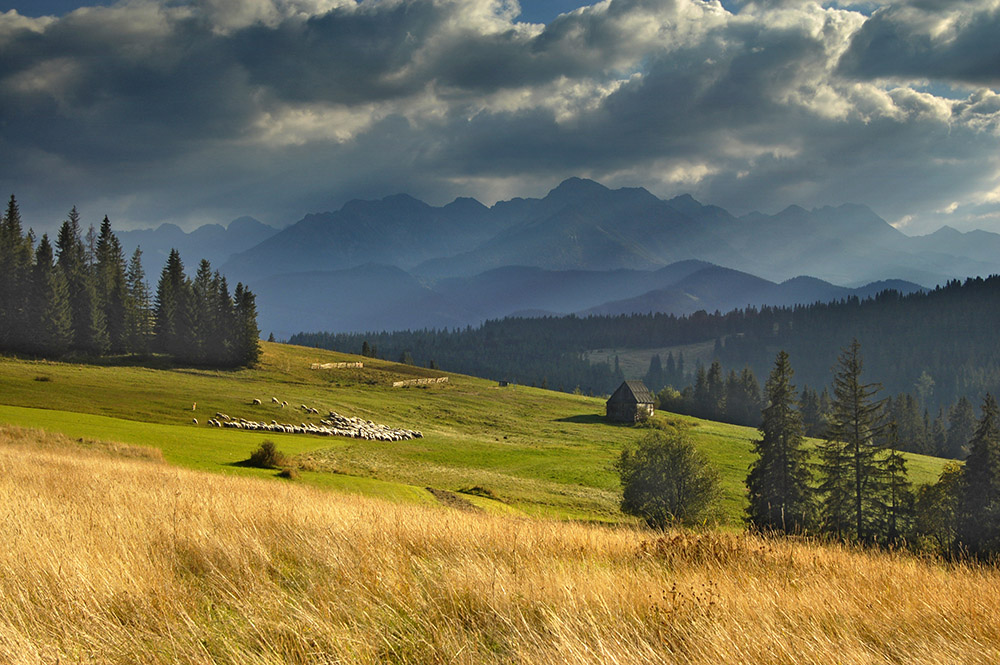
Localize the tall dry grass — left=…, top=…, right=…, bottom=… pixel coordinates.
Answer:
left=2, top=424, right=999, bottom=664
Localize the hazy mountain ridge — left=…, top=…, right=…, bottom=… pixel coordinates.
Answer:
left=204, top=177, right=996, bottom=335
left=225, top=177, right=1000, bottom=286
left=254, top=261, right=925, bottom=339
left=117, top=216, right=279, bottom=270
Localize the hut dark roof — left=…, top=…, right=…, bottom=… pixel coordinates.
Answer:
left=608, top=380, right=654, bottom=405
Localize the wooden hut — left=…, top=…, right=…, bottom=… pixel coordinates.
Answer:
left=606, top=380, right=655, bottom=423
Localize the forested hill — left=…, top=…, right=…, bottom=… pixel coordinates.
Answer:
left=290, top=275, right=1000, bottom=413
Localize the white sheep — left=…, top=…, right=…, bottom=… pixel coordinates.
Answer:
left=252, top=398, right=262, bottom=405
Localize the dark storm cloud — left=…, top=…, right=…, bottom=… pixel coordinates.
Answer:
left=838, top=1, right=1000, bottom=85
left=0, top=7, right=254, bottom=165
left=1, top=0, right=999, bottom=235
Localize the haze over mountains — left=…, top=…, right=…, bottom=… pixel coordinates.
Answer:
left=126, top=178, right=1000, bottom=338
left=116, top=217, right=279, bottom=271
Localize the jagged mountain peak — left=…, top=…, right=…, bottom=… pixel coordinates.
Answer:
left=776, top=204, right=810, bottom=218
left=546, top=177, right=610, bottom=199
left=927, top=225, right=963, bottom=238
left=443, top=196, right=489, bottom=214
left=227, top=216, right=270, bottom=233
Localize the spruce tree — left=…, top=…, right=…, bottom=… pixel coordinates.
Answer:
left=915, top=463, right=962, bottom=556
left=153, top=249, right=189, bottom=357
left=211, top=272, right=235, bottom=364
left=817, top=339, right=887, bottom=542
left=800, top=386, right=823, bottom=437
left=706, top=360, right=725, bottom=420
left=746, top=351, right=812, bottom=533
left=931, top=410, right=948, bottom=458
left=644, top=354, right=664, bottom=393
left=664, top=352, right=677, bottom=386
left=692, top=363, right=709, bottom=418
left=958, top=393, right=1000, bottom=556
left=232, top=282, right=261, bottom=367
left=125, top=247, right=153, bottom=356
left=0, top=195, right=34, bottom=351
left=28, top=234, right=72, bottom=356
left=876, top=424, right=913, bottom=545
left=95, top=216, right=129, bottom=353
left=724, top=366, right=761, bottom=426
left=946, top=396, right=976, bottom=459
left=188, top=259, right=216, bottom=363
left=55, top=208, right=108, bottom=355
left=723, top=369, right=743, bottom=424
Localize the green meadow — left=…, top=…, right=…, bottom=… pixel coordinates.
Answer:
left=0, top=341, right=949, bottom=524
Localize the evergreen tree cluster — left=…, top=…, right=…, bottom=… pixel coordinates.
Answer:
left=659, top=357, right=977, bottom=460
left=655, top=359, right=762, bottom=427
left=747, top=342, right=1000, bottom=559
left=0, top=196, right=260, bottom=367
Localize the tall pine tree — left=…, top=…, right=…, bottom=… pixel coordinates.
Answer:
left=56, top=208, right=108, bottom=355
left=946, top=396, right=976, bottom=459
left=746, top=351, right=812, bottom=533
left=28, top=234, right=72, bottom=356
left=232, top=282, right=261, bottom=367
left=958, top=393, right=1000, bottom=556
left=875, top=423, right=913, bottom=545
left=153, top=248, right=190, bottom=357
left=95, top=216, right=129, bottom=354
left=0, top=195, right=34, bottom=351
left=188, top=258, right=216, bottom=363
left=125, top=247, right=153, bottom=356
left=817, top=339, right=887, bottom=542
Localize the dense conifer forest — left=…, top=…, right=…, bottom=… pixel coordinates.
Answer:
left=0, top=196, right=260, bottom=367
left=291, top=276, right=1000, bottom=458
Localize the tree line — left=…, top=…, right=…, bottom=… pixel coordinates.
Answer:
left=746, top=342, right=1000, bottom=558
left=0, top=196, right=261, bottom=367
left=649, top=354, right=977, bottom=460
left=290, top=276, right=1000, bottom=455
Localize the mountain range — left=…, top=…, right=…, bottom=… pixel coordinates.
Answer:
left=122, top=178, right=1000, bottom=337
left=116, top=216, right=279, bottom=272
left=247, top=261, right=925, bottom=339
left=223, top=178, right=1000, bottom=285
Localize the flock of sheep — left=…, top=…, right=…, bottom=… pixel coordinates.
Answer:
left=199, top=399, right=422, bottom=441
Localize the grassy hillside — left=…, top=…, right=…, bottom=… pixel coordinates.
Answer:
left=1, top=426, right=997, bottom=664
left=0, top=342, right=948, bottom=524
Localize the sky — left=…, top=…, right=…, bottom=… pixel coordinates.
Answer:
left=2, top=0, right=1000, bottom=235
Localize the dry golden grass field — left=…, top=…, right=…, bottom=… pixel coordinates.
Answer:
left=2, top=424, right=999, bottom=664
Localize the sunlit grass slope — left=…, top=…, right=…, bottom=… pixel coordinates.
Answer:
left=0, top=342, right=948, bottom=523
left=1, top=426, right=997, bottom=665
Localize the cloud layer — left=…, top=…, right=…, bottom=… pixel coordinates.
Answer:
left=1, top=0, right=999, bottom=235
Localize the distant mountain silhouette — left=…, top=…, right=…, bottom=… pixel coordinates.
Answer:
left=225, top=178, right=1000, bottom=288
left=118, top=216, right=278, bottom=271
left=256, top=260, right=925, bottom=340
left=217, top=177, right=1000, bottom=335
left=224, top=194, right=499, bottom=282
left=577, top=267, right=923, bottom=318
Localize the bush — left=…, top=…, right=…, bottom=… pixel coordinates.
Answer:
left=615, top=429, right=720, bottom=528
left=246, top=440, right=286, bottom=469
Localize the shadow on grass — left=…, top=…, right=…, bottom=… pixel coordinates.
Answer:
left=555, top=414, right=607, bottom=425
left=228, top=459, right=264, bottom=468
left=1, top=350, right=247, bottom=373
